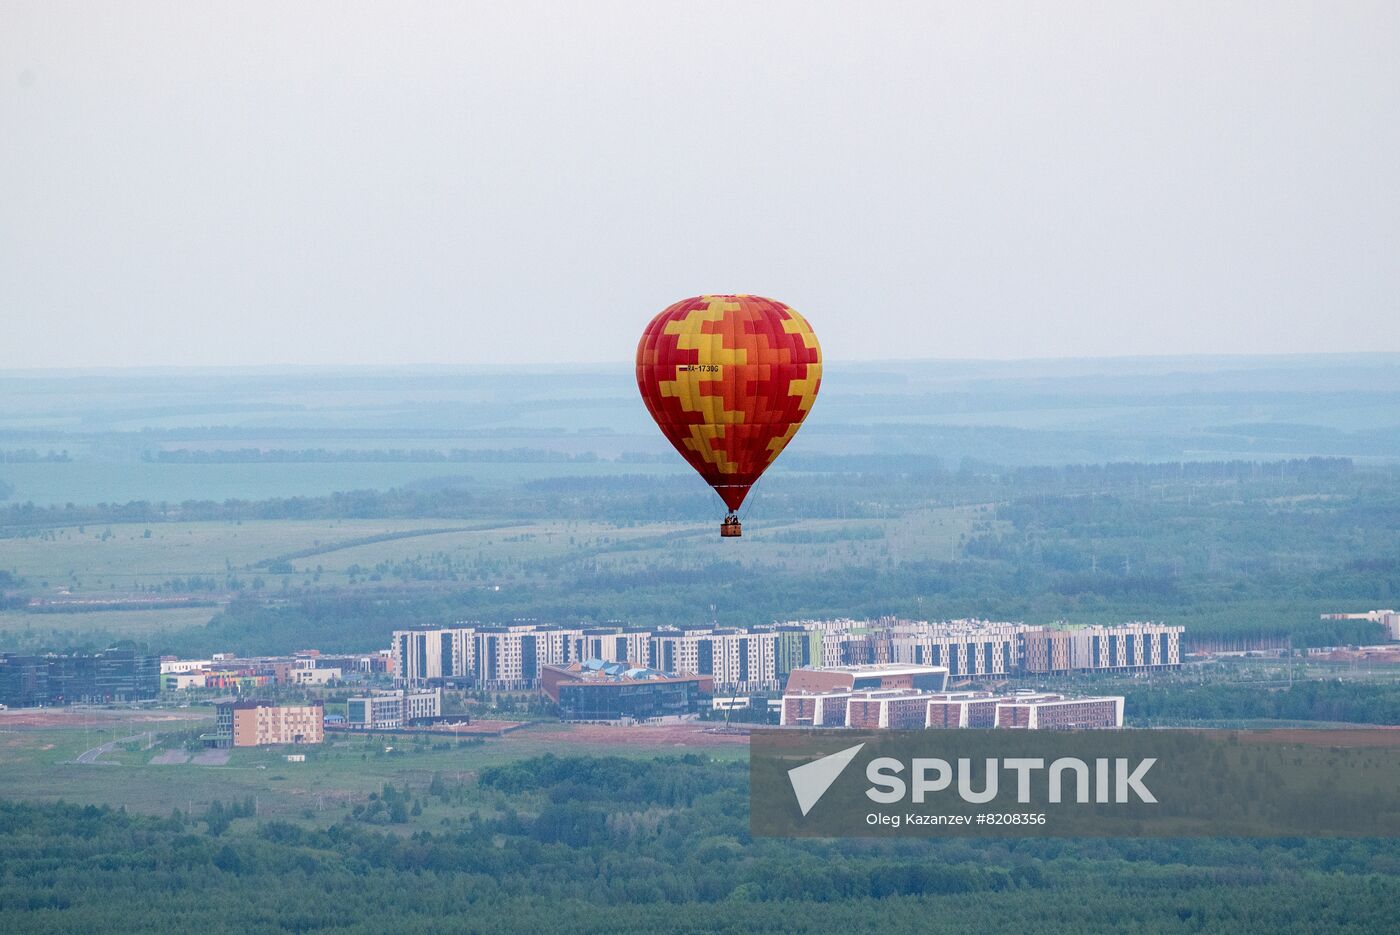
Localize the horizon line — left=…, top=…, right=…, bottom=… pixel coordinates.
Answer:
left=3, top=349, right=1400, bottom=378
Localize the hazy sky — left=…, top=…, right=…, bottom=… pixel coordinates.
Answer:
left=3, top=2, right=1398, bottom=368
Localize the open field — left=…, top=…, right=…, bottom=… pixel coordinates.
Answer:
left=0, top=707, right=748, bottom=828
left=0, top=508, right=991, bottom=597
left=0, top=604, right=223, bottom=647
left=573, top=506, right=989, bottom=576
left=1, top=519, right=516, bottom=591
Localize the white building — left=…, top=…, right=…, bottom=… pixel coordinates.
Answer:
left=1322, top=610, right=1400, bottom=641
left=346, top=688, right=442, bottom=730
left=160, top=658, right=212, bottom=674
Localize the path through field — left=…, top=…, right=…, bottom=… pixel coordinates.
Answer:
left=74, top=732, right=150, bottom=765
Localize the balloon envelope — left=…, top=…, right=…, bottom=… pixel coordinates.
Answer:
left=635, top=295, right=822, bottom=512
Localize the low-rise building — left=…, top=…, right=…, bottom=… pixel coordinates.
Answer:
left=784, top=663, right=949, bottom=694
left=204, top=669, right=274, bottom=692
left=0, top=649, right=159, bottom=707
left=540, top=659, right=712, bottom=723
left=162, top=672, right=207, bottom=692
left=284, top=660, right=342, bottom=686
left=346, top=688, right=442, bottom=730
left=994, top=695, right=1124, bottom=730
left=780, top=679, right=1124, bottom=730
left=846, top=689, right=944, bottom=730
left=212, top=700, right=325, bottom=747
left=159, top=658, right=212, bottom=674
left=1322, top=610, right=1400, bottom=641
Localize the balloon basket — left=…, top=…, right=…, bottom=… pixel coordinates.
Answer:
left=720, top=518, right=742, bottom=538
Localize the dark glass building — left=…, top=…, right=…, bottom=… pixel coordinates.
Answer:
left=0, top=649, right=159, bottom=707
left=540, top=660, right=711, bottom=723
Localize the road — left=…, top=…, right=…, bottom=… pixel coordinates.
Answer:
left=74, top=732, right=150, bottom=765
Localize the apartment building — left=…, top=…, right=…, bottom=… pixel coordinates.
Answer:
left=216, top=701, right=324, bottom=747
left=391, top=618, right=1184, bottom=692
left=649, top=629, right=780, bottom=691
left=1023, top=622, right=1183, bottom=674
left=890, top=620, right=1023, bottom=678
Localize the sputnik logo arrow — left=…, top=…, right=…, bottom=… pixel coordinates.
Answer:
left=787, top=743, right=865, bottom=817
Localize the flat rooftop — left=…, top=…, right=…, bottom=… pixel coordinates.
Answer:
left=796, top=663, right=949, bottom=677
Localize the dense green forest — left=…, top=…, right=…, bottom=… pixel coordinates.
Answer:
left=1122, top=679, right=1400, bottom=725
left=3, top=754, right=1398, bottom=934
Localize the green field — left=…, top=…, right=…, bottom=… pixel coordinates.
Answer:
left=0, top=509, right=988, bottom=595
left=0, top=605, right=222, bottom=646
left=0, top=708, right=746, bottom=827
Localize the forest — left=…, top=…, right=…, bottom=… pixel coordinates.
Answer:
left=3, top=753, right=1398, bottom=934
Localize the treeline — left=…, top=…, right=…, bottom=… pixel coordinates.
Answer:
left=1, top=458, right=1376, bottom=530
left=0, top=489, right=486, bottom=528
left=1125, top=679, right=1400, bottom=725
left=0, top=449, right=70, bottom=464
left=777, top=455, right=1356, bottom=487
left=3, top=754, right=1400, bottom=933
left=147, top=447, right=603, bottom=463
left=159, top=544, right=1396, bottom=659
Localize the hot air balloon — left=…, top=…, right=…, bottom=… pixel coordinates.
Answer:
left=636, top=295, right=822, bottom=537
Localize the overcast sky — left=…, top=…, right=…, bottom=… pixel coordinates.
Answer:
left=2, top=1, right=1397, bottom=369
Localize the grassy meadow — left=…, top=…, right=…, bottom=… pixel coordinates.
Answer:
left=0, top=708, right=746, bottom=828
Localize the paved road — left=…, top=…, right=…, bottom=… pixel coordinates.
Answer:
left=74, top=732, right=149, bottom=765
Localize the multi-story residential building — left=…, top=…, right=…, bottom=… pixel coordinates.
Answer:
left=1022, top=629, right=1071, bottom=673
left=393, top=624, right=589, bottom=689
left=393, top=627, right=473, bottom=685
left=1023, top=623, right=1183, bottom=673
left=578, top=627, right=657, bottom=666
left=819, top=631, right=855, bottom=669
left=774, top=626, right=822, bottom=681
left=212, top=700, right=324, bottom=747
left=649, top=628, right=781, bottom=691
left=391, top=618, right=1184, bottom=693
left=472, top=625, right=585, bottom=690
left=890, top=620, right=1023, bottom=678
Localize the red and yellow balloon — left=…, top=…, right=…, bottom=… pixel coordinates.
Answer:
left=636, top=295, right=822, bottom=535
